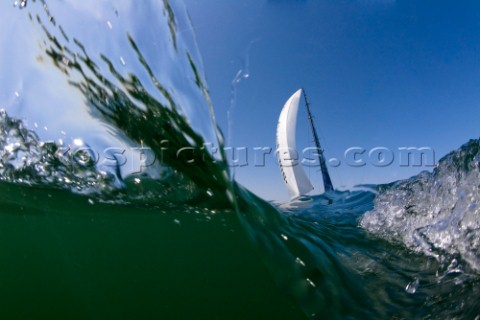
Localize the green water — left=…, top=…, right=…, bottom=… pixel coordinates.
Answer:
left=0, top=184, right=304, bottom=319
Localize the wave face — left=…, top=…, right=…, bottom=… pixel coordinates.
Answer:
left=1, top=0, right=232, bottom=204
left=1, top=1, right=479, bottom=319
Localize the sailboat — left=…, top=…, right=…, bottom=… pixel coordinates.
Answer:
left=276, top=88, right=334, bottom=199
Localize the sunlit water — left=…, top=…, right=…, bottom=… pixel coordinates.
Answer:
left=1, top=1, right=479, bottom=319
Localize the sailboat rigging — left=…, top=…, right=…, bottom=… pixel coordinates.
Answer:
left=303, top=90, right=334, bottom=193
left=276, top=88, right=334, bottom=199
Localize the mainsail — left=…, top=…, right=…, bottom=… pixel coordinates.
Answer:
left=276, top=89, right=334, bottom=198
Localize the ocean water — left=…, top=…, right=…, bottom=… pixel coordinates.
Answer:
left=1, top=1, right=479, bottom=319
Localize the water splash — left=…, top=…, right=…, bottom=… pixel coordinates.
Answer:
left=0, top=109, right=120, bottom=195
left=361, top=139, right=480, bottom=272
left=227, top=38, right=260, bottom=151
left=0, top=0, right=233, bottom=205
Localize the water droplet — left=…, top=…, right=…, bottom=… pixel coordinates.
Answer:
left=448, top=258, right=458, bottom=269
left=306, top=278, right=316, bottom=288
left=295, top=257, right=306, bottom=267
left=447, top=258, right=463, bottom=275
left=225, top=189, right=234, bottom=203
left=14, top=0, right=27, bottom=9
left=174, top=219, right=181, bottom=226
left=222, top=169, right=229, bottom=182
left=405, top=278, right=419, bottom=294
left=281, top=234, right=288, bottom=241
left=73, top=138, right=83, bottom=146
left=14, top=91, right=19, bottom=97
left=107, top=21, right=113, bottom=29
left=88, top=199, right=95, bottom=205
left=4, top=144, right=14, bottom=153
left=120, top=56, right=126, bottom=66
left=62, top=57, right=70, bottom=66
left=134, top=178, right=141, bottom=184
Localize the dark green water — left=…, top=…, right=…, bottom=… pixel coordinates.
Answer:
left=0, top=183, right=304, bottom=319
left=1, top=1, right=479, bottom=319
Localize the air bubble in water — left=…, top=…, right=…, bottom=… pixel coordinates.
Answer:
left=225, top=189, right=234, bottom=203
left=306, top=278, right=316, bottom=288
left=73, top=138, right=84, bottom=146
left=405, top=278, right=419, bottom=294
left=14, top=0, right=27, bottom=9
left=295, top=257, right=306, bottom=267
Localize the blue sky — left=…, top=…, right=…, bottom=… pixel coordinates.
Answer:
left=183, top=0, right=480, bottom=200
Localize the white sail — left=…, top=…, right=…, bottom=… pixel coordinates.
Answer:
left=276, top=89, right=314, bottom=198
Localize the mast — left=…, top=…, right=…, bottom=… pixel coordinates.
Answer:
left=302, top=89, right=334, bottom=192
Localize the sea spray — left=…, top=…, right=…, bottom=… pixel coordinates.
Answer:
left=361, top=139, right=480, bottom=272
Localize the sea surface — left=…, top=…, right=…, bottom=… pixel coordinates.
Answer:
left=1, top=1, right=479, bottom=319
